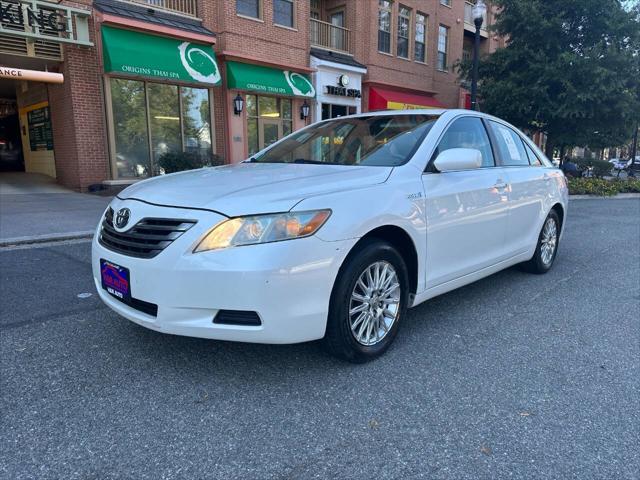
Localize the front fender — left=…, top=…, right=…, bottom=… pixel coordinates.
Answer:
left=293, top=176, right=427, bottom=292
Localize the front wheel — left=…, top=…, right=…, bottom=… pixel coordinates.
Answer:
left=521, top=210, right=560, bottom=274
left=324, top=239, right=409, bottom=363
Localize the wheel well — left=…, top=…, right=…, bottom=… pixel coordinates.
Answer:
left=551, top=203, right=565, bottom=233
left=353, top=225, right=419, bottom=295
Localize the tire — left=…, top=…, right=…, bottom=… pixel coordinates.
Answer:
left=521, top=210, right=560, bottom=274
left=324, top=238, right=410, bottom=363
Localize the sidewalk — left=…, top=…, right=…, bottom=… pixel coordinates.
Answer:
left=0, top=173, right=112, bottom=246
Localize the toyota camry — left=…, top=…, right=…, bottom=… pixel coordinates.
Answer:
left=93, top=110, right=568, bottom=362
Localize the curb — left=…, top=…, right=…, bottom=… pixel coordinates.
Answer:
left=0, top=231, right=94, bottom=248
left=569, top=193, right=640, bottom=200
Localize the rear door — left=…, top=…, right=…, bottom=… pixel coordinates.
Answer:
left=488, top=121, right=547, bottom=256
left=422, top=116, right=510, bottom=288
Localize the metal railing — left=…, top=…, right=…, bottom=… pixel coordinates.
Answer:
left=121, top=0, right=198, bottom=18
left=464, top=2, right=488, bottom=31
left=310, top=18, right=352, bottom=54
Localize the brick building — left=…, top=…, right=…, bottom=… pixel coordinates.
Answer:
left=0, top=0, right=502, bottom=191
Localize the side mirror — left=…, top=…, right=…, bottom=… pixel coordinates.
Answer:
left=433, top=148, right=482, bottom=172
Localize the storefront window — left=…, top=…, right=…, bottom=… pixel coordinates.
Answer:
left=322, top=104, right=357, bottom=120
left=110, top=78, right=151, bottom=178
left=108, top=78, right=213, bottom=178
left=148, top=83, right=181, bottom=174
left=181, top=87, right=212, bottom=158
left=246, top=94, right=292, bottom=156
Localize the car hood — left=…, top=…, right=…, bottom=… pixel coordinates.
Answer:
left=118, top=162, right=393, bottom=217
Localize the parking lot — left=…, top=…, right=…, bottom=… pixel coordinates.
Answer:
left=1, top=198, right=639, bottom=479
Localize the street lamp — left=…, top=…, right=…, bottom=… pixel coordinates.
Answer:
left=470, top=0, right=487, bottom=111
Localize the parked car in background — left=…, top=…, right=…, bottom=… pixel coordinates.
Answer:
left=93, top=110, right=568, bottom=362
left=609, top=158, right=630, bottom=169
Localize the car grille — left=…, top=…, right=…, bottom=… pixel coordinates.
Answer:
left=99, top=207, right=197, bottom=259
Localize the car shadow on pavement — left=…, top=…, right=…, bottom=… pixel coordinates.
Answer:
left=110, top=263, right=536, bottom=380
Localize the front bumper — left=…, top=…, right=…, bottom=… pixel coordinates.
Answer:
left=92, top=199, right=357, bottom=344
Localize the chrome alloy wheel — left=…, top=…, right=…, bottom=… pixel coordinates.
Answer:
left=540, top=217, right=558, bottom=266
left=349, top=261, right=401, bottom=346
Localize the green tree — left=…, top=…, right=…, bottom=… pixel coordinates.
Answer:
left=465, top=0, right=640, bottom=158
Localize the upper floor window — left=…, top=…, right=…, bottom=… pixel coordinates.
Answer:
left=274, top=0, right=294, bottom=28
left=437, top=25, right=449, bottom=71
left=378, top=0, right=392, bottom=54
left=237, top=0, right=261, bottom=19
left=432, top=117, right=495, bottom=168
left=397, top=5, right=411, bottom=58
left=414, top=12, right=426, bottom=62
left=440, top=0, right=451, bottom=6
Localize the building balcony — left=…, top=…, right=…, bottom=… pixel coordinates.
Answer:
left=119, top=0, right=198, bottom=18
left=310, top=18, right=352, bottom=55
left=464, top=1, right=488, bottom=37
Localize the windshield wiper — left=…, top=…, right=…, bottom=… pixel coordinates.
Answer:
left=292, top=158, right=327, bottom=164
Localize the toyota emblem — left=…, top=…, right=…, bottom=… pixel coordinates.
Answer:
left=114, top=208, right=131, bottom=229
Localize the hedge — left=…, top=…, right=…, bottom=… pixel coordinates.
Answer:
left=567, top=178, right=640, bottom=196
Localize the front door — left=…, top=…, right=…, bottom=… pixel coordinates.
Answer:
left=258, top=118, right=282, bottom=150
left=422, top=116, right=510, bottom=288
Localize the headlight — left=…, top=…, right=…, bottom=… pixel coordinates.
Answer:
left=193, top=210, right=331, bottom=253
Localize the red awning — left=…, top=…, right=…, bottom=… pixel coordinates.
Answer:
left=369, top=87, right=445, bottom=110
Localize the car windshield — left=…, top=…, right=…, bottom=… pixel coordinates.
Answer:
left=251, top=114, right=439, bottom=167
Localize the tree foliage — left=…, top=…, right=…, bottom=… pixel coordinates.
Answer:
left=466, top=0, right=640, bottom=153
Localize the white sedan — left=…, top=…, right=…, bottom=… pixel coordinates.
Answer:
left=93, top=110, right=568, bottom=362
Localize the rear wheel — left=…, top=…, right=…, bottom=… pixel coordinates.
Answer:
left=324, top=239, right=409, bottom=363
left=521, top=210, right=560, bottom=274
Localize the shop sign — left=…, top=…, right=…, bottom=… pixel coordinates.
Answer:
left=227, top=61, right=315, bottom=98
left=369, top=86, right=445, bottom=111
left=324, top=74, right=360, bottom=98
left=0, top=67, right=63, bottom=83
left=0, top=0, right=92, bottom=46
left=25, top=104, right=54, bottom=151
left=102, top=26, right=221, bottom=86
left=325, top=85, right=361, bottom=98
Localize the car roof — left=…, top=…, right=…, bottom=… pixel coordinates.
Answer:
left=338, top=108, right=501, bottom=121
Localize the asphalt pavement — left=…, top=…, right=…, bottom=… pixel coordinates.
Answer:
left=1, top=198, right=639, bottom=479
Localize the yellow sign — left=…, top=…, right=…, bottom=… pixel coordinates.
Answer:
left=387, top=101, right=439, bottom=110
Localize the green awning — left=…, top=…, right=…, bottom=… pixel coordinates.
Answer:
left=226, top=61, right=315, bottom=98
left=102, top=26, right=221, bottom=86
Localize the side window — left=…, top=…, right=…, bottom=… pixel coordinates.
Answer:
left=523, top=141, right=542, bottom=166
left=431, top=117, right=495, bottom=168
left=490, top=121, right=529, bottom=166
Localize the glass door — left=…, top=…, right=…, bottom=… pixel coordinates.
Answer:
left=259, top=118, right=282, bottom=150
left=329, top=11, right=345, bottom=50
left=148, top=83, right=180, bottom=175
